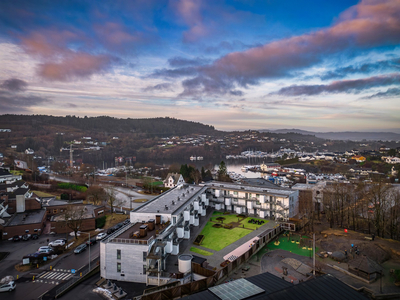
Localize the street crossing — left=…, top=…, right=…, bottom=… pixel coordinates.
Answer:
left=34, top=269, right=74, bottom=285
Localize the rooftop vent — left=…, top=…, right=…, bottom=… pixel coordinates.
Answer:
left=172, top=201, right=175, bottom=205
left=165, top=205, right=168, bottom=210
left=177, top=197, right=180, bottom=201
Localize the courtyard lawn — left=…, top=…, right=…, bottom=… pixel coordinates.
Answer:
left=267, top=236, right=318, bottom=257
left=199, top=222, right=252, bottom=251
left=190, top=247, right=213, bottom=256
left=196, top=212, right=270, bottom=251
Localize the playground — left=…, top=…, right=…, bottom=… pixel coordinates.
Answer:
left=194, top=211, right=269, bottom=252
left=267, top=232, right=317, bottom=257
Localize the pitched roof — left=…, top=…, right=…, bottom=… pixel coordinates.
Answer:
left=348, top=255, right=382, bottom=274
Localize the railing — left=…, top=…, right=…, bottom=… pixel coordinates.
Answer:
left=110, top=235, right=155, bottom=245
left=55, top=257, right=99, bottom=297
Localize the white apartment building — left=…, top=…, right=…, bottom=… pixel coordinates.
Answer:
left=100, top=181, right=298, bottom=285
left=100, top=184, right=209, bottom=285
left=204, top=182, right=298, bottom=221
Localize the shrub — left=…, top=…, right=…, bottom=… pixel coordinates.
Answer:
left=60, top=193, right=69, bottom=200
left=57, top=183, right=87, bottom=192
left=96, top=216, right=107, bottom=228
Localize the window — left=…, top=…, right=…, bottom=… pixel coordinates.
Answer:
left=117, top=262, right=121, bottom=273
left=256, top=194, right=260, bottom=198
left=117, top=249, right=121, bottom=259
left=143, top=252, right=147, bottom=262
left=234, top=191, right=238, bottom=196
left=256, top=201, right=261, bottom=205
left=143, top=265, right=146, bottom=274
left=53, top=209, right=57, bottom=214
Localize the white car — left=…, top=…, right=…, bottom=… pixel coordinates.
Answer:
left=96, top=233, right=107, bottom=240
left=48, top=240, right=65, bottom=247
left=0, top=281, right=15, bottom=292
left=38, top=246, right=52, bottom=252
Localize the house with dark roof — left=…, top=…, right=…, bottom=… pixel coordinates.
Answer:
left=164, top=173, right=185, bottom=188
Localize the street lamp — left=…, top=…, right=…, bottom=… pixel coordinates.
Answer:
left=80, top=231, right=91, bottom=271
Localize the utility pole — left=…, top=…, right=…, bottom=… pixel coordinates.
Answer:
left=69, top=144, right=73, bottom=169
left=313, top=233, right=315, bottom=276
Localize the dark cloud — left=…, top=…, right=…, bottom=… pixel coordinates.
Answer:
left=143, top=83, right=173, bottom=92
left=168, top=56, right=211, bottom=67
left=150, top=67, right=198, bottom=78
left=321, top=58, right=400, bottom=80
left=361, top=87, right=400, bottom=99
left=0, top=91, right=51, bottom=113
left=229, top=90, right=244, bottom=96
left=1, top=78, right=28, bottom=92
left=270, top=74, right=400, bottom=96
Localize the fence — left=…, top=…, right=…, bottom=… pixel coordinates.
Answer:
left=134, top=225, right=283, bottom=300
left=54, top=257, right=100, bottom=298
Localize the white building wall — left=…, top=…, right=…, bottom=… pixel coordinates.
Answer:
left=102, top=242, right=148, bottom=283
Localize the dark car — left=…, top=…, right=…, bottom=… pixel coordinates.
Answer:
left=74, top=244, right=87, bottom=254
left=106, top=228, right=115, bottom=234
left=123, top=219, right=130, bottom=225
left=86, top=238, right=97, bottom=246
left=31, top=233, right=39, bottom=240
left=12, top=235, right=20, bottom=242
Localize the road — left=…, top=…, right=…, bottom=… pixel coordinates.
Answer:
left=111, top=186, right=155, bottom=211
left=0, top=234, right=101, bottom=300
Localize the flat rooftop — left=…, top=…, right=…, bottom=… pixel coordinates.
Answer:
left=134, top=185, right=207, bottom=215
left=8, top=209, right=46, bottom=226
left=114, top=221, right=163, bottom=241
left=205, top=181, right=296, bottom=197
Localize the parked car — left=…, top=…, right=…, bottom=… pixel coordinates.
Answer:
left=106, top=228, right=115, bottom=234
left=86, top=238, right=97, bottom=246
left=123, top=219, right=130, bottom=225
left=31, top=233, right=39, bottom=240
left=38, top=248, right=54, bottom=255
left=12, top=235, right=20, bottom=242
left=74, top=244, right=87, bottom=254
left=22, top=234, right=31, bottom=241
left=96, top=232, right=107, bottom=240
left=48, top=240, right=65, bottom=247
left=0, top=281, right=15, bottom=292
left=38, top=246, right=52, bottom=252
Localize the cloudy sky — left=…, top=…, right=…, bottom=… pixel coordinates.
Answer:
left=0, top=0, right=399, bottom=132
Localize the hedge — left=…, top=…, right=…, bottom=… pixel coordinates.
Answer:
left=96, top=216, right=107, bottom=228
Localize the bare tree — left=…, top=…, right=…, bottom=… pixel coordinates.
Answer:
left=64, top=205, right=86, bottom=239
left=86, top=185, right=107, bottom=205
left=106, top=187, right=122, bottom=215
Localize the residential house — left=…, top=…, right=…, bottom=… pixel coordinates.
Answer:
left=164, top=173, right=185, bottom=188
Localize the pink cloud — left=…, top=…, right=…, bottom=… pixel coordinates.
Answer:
left=37, top=52, right=113, bottom=81
left=93, top=22, right=146, bottom=50
left=170, top=0, right=208, bottom=42
left=183, top=0, right=400, bottom=95
left=19, top=30, right=114, bottom=81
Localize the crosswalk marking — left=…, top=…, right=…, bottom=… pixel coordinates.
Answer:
left=37, top=270, right=74, bottom=283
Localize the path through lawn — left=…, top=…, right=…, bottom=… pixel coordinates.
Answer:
left=199, top=211, right=269, bottom=251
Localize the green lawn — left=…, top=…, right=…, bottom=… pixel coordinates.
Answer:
left=200, top=222, right=251, bottom=251
left=190, top=247, right=213, bottom=256
left=267, top=236, right=318, bottom=257
left=197, top=212, right=270, bottom=251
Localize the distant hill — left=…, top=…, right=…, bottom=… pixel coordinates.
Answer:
left=0, top=115, right=216, bottom=136
left=261, top=129, right=400, bottom=141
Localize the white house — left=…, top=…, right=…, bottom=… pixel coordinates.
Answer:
left=164, top=173, right=185, bottom=188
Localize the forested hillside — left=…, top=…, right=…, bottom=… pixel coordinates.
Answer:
left=0, top=115, right=216, bottom=136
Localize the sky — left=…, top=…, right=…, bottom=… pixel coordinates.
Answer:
left=0, top=0, right=399, bottom=132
